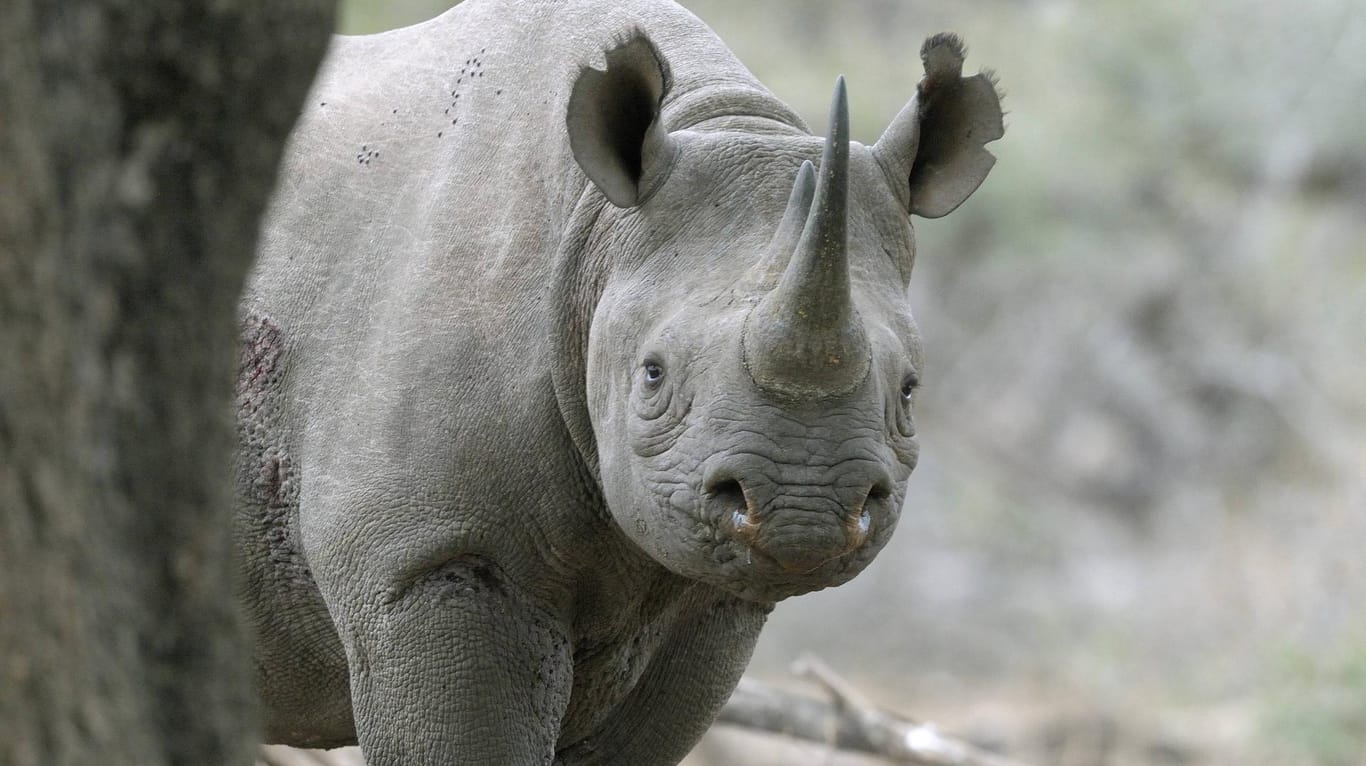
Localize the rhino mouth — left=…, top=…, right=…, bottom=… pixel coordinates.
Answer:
left=685, top=481, right=889, bottom=601
left=708, top=537, right=868, bottom=602
left=721, top=504, right=873, bottom=575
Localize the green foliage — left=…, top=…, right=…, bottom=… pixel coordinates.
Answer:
left=337, top=0, right=448, bottom=34
left=1263, top=644, right=1366, bottom=765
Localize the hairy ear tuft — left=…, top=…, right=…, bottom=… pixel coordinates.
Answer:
left=873, top=33, right=1004, bottom=219
left=919, top=32, right=967, bottom=89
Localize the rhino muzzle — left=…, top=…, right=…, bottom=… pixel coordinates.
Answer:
left=742, top=77, right=872, bottom=402
left=703, top=460, right=889, bottom=575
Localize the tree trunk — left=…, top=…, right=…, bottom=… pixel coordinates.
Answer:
left=0, top=2, right=333, bottom=764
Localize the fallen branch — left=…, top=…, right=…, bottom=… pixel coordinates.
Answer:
left=714, top=656, right=1032, bottom=766
left=255, top=660, right=1030, bottom=766
left=257, top=745, right=364, bottom=766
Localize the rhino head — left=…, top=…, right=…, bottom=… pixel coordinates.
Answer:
left=566, top=32, right=1002, bottom=602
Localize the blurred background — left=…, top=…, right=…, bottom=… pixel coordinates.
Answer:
left=334, top=1, right=1366, bottom=763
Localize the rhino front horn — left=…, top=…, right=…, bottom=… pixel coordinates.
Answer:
left=743, top=76, right=871, bottom=400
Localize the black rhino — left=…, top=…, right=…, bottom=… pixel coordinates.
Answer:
left=235, top=0, right=1003, bottom=763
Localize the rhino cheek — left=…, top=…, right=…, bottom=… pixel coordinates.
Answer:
left=595, top=435, right=703, bottom=573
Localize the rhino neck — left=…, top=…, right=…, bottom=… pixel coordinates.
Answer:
left=548, top=191, right=616, bottom=485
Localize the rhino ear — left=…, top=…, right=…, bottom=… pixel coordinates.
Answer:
left=567, top=31, right=676, bottom=208
left=873, top=33, right=1004, bottom=219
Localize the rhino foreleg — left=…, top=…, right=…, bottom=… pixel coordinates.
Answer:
left=338, top=556, right=572, bottom=765
left=555, top=594, right=770, bottom=766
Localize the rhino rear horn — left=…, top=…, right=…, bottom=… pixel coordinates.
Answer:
left=567, top=31, right=677, bottom=208
left=872, top=33, right=1004, bottom=218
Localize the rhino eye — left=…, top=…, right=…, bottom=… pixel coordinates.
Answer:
left=643, top=360, right=665, bottom=387
left=900, top=372, right=919, bottom=402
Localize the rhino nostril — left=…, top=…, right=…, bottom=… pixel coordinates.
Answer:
left=705, top=478, right=747, bottom=512
left=842, top=505, right=873, bottom=552
left=867, top=481, right=892, bottom=503
left=707, top=477, right=761, bottom=545
left=729, top=509, right=759, bottom=543
left=844, top=482, right=886, bottom=552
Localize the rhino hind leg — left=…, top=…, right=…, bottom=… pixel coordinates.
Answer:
left=238, top=314, right=310, bottom=578
left=236, top=313, right=355, bottom=746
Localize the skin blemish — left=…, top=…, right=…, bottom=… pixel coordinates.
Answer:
left=238, top=313, right=283, bottom=394
left=437, top=131, right=443, bottom=137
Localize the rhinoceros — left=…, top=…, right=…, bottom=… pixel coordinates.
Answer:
left=234, top=0, right=1002, bottom=762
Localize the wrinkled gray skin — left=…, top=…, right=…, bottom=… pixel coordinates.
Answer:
left=234, top=0, right=1002, bottom=763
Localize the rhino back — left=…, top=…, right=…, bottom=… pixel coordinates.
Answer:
left=248, top=0, right=799, bottom=441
